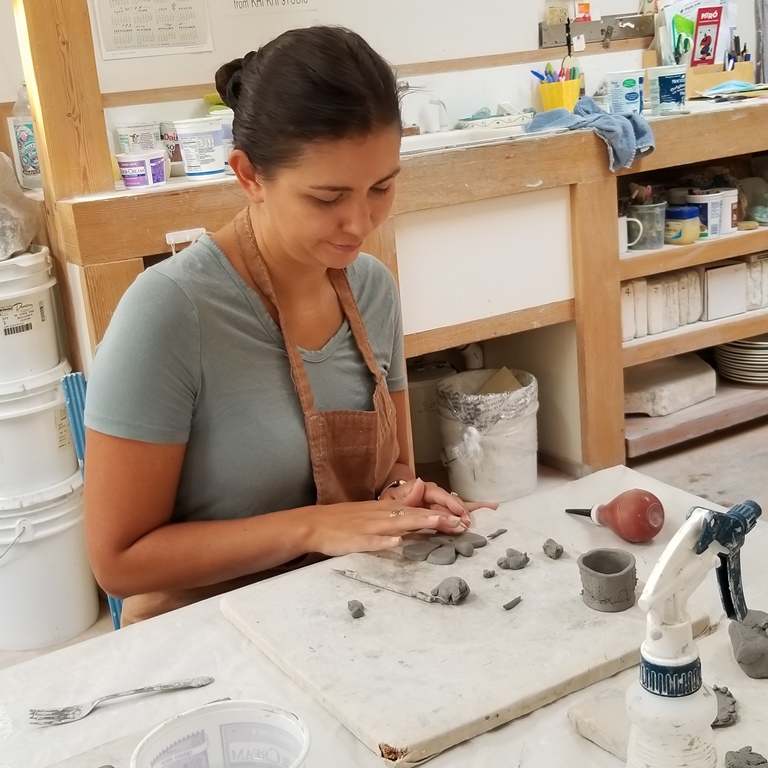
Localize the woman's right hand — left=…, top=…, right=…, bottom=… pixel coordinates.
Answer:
left=303, top=500, right=466, bottom=558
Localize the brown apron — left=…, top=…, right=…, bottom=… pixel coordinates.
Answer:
left=120, top=208, right=399, bottom=625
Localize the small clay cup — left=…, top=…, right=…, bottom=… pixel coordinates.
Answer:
left=577, top=548, right=636, bottom=613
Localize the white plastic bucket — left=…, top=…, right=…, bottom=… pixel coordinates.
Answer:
left=647, top=65, right=687, bottom=114
left=712, top=187, right=739, bottom=234
left=116, top=121, right=162, bottom=155
left=0, top=245, right=59, bottom=383
left=606, top=70, right=644, bottom=114
left=437, top=369, right=538, bottom=502
left=0, top=359, right=77, bottom=496
left=160, top=120, right=185, bottom=177
left=131, top=700, right=310, bottom=768
left=175, top=116, right=225, bottom=179
left=687, top=190, right=723, bottom=239
left=0, top=471, right=99, bottom=650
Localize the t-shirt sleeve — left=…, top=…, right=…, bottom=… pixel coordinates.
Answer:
left=84, top=269, right=201, bottom=444
left=388, top=281, right=406, bottom=392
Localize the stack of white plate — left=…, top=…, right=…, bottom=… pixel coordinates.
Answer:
left=714, top=335, right=768, bottom=384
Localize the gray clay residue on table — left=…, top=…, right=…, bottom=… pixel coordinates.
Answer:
left=503, top=596, right=522, bottom=611
left=542, top=538, right=564, bottom=560
left=347, top=600, right=365, bottom=619
left=712, top=685, right=738, bottom=728
left=431, top=577, right=471, bottom=605
left=725, top=747, right=768, bottom=767
left=729, top=609, right=768, bottom=679
left=497, top=549, right=530, bottom=570
left=483, top=569, right=496, bottom=579
left=412, top=532, right=488, bottom=565
left=487, top=528, right=507, bottom=540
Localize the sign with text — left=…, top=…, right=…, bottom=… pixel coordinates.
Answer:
left=224, top=0, right=318, bottom=14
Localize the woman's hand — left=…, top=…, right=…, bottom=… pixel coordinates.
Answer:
left=303, top=499, right=467, bottom=558
left=379, top=478, right=498, bottom=530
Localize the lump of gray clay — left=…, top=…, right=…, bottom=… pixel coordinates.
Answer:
left=729, top=610, right=768, bottom=679
left=454, top=531, right=487, bottom=549
left=402, top=541, right=441, bottom=562
left=503, top=596, right=522, bottom=611
left=712, top=685, right=738, bottom=728
left=725, top=747, right=767, bottom=768
left=542, top=538, right=564, bottom=560
left=454, top=541, right=475, bottom=558
left=427, top=545, right=457, bottom=566
left=483, top=569, right=496, bottom=579
left=498, top=548, right=530, bottom=570
left=431, top=577, right=470, bottom=605
left=487, top=528, right=507, bottom=540
left=347, top=600, right=365, bottom=619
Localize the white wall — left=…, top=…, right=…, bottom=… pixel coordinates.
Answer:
left=1, top=1, right=24, bottom=103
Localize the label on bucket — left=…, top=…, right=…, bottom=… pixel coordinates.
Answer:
left=0, top=296, right=44, bottom=337
left=55, top=406, right=72, bottom=450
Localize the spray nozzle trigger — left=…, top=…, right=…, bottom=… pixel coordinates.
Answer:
left=693, top=500, right=761, bottom=621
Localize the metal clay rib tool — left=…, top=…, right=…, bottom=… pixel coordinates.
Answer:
left=332, top=568, right=439, bottom=603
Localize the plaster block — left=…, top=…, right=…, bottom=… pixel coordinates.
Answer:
left=620, top=282, right=636, bottom=341
left=631, top=279, right=647, bottom=338
left=686, top=268, right=703, bottom=323
left=646, top=277, right=664, bottom=335
left=747, top=261, right=763, bottom=310
left=624, top=353, right=716, bottom=416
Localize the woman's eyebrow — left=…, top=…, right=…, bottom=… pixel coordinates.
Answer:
left=308, top=167, right=401, bottom=192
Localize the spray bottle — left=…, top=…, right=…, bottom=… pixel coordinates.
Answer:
left=625, top=500, right=761, bottom=768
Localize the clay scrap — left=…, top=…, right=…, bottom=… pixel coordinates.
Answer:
left=729, top=609, right=768, bottom=679
left=402, top=541, right=440, bottom=562
left=542, top=538, right=564, bottom=560
left=431, top=577, right=471, bottom=605
left=725, top=747, right=767, bottom=768
left=487, top=528, right=507, bottom=540
left=483, top=569, right=496, bottom=579
left=503, top=596, right=522, bottom=611
left=347, top=600, right=365, bottom=619
left=405, top=531, right=488, bottom=565
left=497, top=548, right=530, bottom=570
left=427, top=545, right=457, bottom=566
left=712, top=685, right=738, bottom=728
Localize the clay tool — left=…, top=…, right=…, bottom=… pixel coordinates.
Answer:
left=565, top=488, right=665, bottom=543
left=561, top=18, right=581, bottom=90
left=332, top=568, right=439, bottom=604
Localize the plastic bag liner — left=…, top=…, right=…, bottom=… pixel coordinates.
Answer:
left=0, top=153, right=40, bottom=261
left=436, top=369, right=539, bottom=502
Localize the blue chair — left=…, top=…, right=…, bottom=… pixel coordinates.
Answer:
left=61, top=372, right=123, bottom=630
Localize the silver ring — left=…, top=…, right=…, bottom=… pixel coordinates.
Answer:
left=389, top=508, right=406, bottom=517
left=450, top=492, right=459, bottom=497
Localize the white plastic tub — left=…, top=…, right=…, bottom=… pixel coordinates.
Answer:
left=0, top=471, right=99, bottom=650
left=0, top=245, right=59, bottom=382
left=606, top=70, right=644, bottom=114
left=175, top=116, right=225, bottom=179
left=0, top=359, right=78, bottom=496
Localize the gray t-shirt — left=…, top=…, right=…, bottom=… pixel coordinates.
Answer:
left=85, top=235, right=405, bottom=523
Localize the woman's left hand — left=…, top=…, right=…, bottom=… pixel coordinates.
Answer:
left=379, top=478, right=498, bottom=529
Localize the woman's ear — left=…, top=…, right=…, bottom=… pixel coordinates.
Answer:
left=230, top=149, right=266, bottom=203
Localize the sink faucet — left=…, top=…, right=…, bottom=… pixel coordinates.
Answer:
left=429, top=97, right=450, bottom=132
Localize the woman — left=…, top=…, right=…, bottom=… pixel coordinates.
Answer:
left=84, top=26, right=496, bottom=625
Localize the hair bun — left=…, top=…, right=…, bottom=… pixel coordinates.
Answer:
left=214, top=52, right=255, bottom=109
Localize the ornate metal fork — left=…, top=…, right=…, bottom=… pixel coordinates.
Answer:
left=28, top=676, right=214, bottom=726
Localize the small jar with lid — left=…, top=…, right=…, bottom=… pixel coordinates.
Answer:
left=665, top=205, right=700, bottom=245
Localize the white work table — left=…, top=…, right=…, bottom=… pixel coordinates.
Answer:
left=2, top=465, right=767, bottom=768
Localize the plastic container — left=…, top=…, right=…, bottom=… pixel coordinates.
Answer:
left=647, top=65, right=687, bottom=114
left=606, top=70, right=644, bottom=114
left=712, top=187, right=739, bottom=233
left=115, top=150, right=167, bottom=188
left=539, top=80, right=581, bottom=112
left=131, top=700, right=310, bottom=768
left=667, top=187, right=691, bottom=206
left=686, top=190, right=723, bottom=239
left=407, top=363, right=456, bottom=464
left=436, top=369, right=538, bottom=503
left=175, top=116, right=225, bottom=179
left=0, top=471, right=99, bottom=650
left=665, top=205, right=701, bottom=245
left=12, top=82, right=41, bottom=189
left=160, top=120, right=185, bottom=177
left=116, top=121, right=162, bottom=155
left=211, top=107, right=235, bottom=175
left=0, top=359, right=77, bottom=496
left=627, top=202, right=668, bottom=250
left=0, top=244, right=59, bottom=382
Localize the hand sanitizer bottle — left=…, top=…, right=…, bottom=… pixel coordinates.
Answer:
left=12, top=82, right=42, bottom=189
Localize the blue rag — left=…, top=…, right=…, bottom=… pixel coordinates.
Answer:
left=524, top=96, right=655, bottom=172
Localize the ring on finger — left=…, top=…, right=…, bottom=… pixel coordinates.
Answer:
left=389, top=508, right=406, bottom=517
left=450, top=491, right=459, bottom=497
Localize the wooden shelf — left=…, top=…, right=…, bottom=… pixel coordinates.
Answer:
left=619, top=229, right=768, bottom=282
left=625, top=378, right=768, bottom=458
left=622, top=307, right=768, bottom=368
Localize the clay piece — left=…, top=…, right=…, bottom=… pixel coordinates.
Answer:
left=482, top=569, right=496, bottom=579
left=729, top=609, right=768, bottom=679
left=577, top=548, right=636, bottom=613
left=347, top=600, right=365, bottom=619
left=497, top=548, right=530, bottom=571
left=401, top=541, right=441, bottom=562
left=454, top=541, right=475, bottom=558
left=725, top=747, right=768, bottom=768
left=503, top=596, right=522, bottom=611
left=430, top=577, right=471, bottom=605
left=711, top=685, right=738, bottom=728
left=455, top=531, right=488, bottom=549
left=487, top=528, right=507, bottom=540
left=427, top=545, right=457, bottom=566
left=542, top=538, right=564, bottom=560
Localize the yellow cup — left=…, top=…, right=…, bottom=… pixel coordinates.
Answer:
left=539, top=80, right=581, bottom=112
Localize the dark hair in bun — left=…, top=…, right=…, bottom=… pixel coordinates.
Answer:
left=214, top=26, right=400, bottom=177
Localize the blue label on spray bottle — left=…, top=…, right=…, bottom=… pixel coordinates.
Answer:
left=14, top=122, right=40, bottom=180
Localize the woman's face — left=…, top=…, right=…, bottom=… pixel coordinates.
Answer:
left=256, top=127, right=401, bottom=269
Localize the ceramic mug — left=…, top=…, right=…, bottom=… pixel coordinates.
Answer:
left=618, top=215, right=643, bottom=255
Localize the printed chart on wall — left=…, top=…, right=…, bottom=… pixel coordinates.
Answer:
left=93, top=0, right=213, bottom=60
left=222, top=0, right=318, bottom=13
